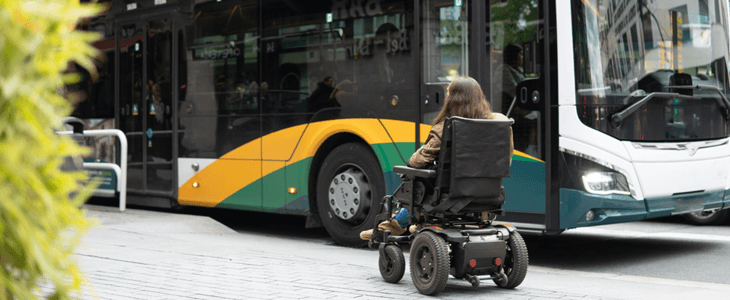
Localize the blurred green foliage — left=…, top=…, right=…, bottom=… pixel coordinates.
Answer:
left=0, top=0, right=103, bottom=299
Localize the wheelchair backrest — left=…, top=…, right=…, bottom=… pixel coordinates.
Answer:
left=435, top=116, right=513, bottom=201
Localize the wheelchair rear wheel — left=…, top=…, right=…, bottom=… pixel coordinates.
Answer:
left=494, top=230, right=528, bottom=289
left=410, top=231, right=450, bottom=295
left=379, top=245, right=405, bottom=283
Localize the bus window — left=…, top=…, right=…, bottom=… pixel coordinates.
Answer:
left=490, top=0, right=541, bottom=158
left=184, top=1, right=260, bottom=158
left=572, top=0, right=730, bottom=142
left=71, top=21, right=115, bottom=120
left=261, top=0, right=416, bottom=126
left=421, top=0, right=470, bottom=125
left=147, top=18, right=173, bottom=164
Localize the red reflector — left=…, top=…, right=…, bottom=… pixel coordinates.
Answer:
left=494, top=258, right=502, bottom=266
left=469, top=259, right=477, bottom=268
left=181, top=85, right=186, bottom=89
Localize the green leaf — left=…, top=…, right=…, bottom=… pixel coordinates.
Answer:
left=1, top=1, right=104, bottom=299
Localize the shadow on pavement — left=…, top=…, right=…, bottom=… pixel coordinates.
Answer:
left=86, top=197, right=333, bottom=242
left=521, top=233, right=721, bottom=270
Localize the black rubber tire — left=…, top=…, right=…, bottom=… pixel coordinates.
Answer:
left=379, top=245, right=406, bottom=283
left=683, top=209, right=730, bottom=225
left=410, top=231, right=450, bottom=295
left=316, top=142, right=385, bottom=247
left=495, top=230, right=528, bottom=289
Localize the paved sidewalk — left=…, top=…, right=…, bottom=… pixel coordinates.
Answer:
left=37, top=205, right=729, bottom=300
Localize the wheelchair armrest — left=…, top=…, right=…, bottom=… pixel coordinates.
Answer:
left=393, top=165, right=437, bottom=178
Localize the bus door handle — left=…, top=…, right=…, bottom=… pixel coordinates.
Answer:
left=520, top=87, right=528, bottom=104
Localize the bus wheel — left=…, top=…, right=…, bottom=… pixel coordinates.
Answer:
left=316, top=142, right=384, bottom=247
left=683, top=208, right=730, bottom=225
left=495, top=231, right=528, bottom=289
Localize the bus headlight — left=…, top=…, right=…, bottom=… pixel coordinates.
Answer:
left=581, top=172, right=631, bottom=195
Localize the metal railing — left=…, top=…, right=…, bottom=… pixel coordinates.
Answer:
left=59, top=117, right=128, bottom=211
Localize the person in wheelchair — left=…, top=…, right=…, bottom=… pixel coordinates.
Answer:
left=360, top=76, right=514, bottom=240
left=364, top=77, right=527, bottom=295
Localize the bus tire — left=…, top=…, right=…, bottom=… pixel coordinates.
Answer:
left=316, top=142, right=384, bottom=247
left=683, top=208, right=730, bottom=225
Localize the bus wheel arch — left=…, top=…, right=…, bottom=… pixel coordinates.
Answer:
left=308, top=133, right=385, bottom=247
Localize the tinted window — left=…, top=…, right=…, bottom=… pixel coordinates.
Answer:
left=421, top=0, right=470, bottom=125
left=182, top=1, right=261, bottom=158
left=71, top=21, right=115, bottom=119
left=261, top=0, right=417, bottom=124
left=572, top=0, right=730, bottom=142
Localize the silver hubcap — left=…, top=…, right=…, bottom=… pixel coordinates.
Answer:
left=328, top=167, right=370, bottom=221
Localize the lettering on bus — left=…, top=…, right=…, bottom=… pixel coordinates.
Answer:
left=194, top=46, right=242, bottom=60
left=345, top=29, right=409, bottom=59
left=330, top=0, right=383, bottom=20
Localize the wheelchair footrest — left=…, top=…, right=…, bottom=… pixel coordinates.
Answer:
left=384, top=235, right=409, bottom=243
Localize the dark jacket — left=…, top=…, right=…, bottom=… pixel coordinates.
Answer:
left=307, top=82, right=341, bottom=112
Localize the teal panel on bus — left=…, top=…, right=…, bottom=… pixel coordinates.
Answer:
left=283, top=158, right=312, bottom=214
left=372, top=142, right=411, bottom=195
left=724, top=189, right=730, bottom=209
left=644, top=190, right=725, bottom=219
left=560, top=188, right=728, bottom=229
left=216, top=180, right=262, bottom=211
left=501, top=160, right=546, bottom=213
left=559, top=189, right=647, bottom=229
left=262, top=165, right=286, bottom=213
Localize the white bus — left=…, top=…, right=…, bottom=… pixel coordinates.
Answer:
left=72, top=0, right=730, bottom=246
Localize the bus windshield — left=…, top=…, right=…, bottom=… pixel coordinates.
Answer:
left=572, top=0, right=730, bottom=142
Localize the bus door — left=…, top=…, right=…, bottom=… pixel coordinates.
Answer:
left=117, top=15, right=176, bottom=197
left=419, top=0, right=551, bottom=230
left=486, top=0, right=551, bottom=231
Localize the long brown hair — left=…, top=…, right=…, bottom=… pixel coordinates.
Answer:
left=432, top=76, right=493, bottom=125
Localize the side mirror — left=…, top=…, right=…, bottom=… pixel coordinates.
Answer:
left=514, top=78, right=544, bottom=111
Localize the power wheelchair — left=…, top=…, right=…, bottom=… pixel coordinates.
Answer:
left=370, top=116, right=528, bottom=295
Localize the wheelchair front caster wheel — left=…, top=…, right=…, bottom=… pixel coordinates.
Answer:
left=494, top=231, right=529, bottom=289
left=379, top=245, right=405, bottom=283
left=493, top=273, right=508, bottom=285
left=465, top=275, right=480, bottom=288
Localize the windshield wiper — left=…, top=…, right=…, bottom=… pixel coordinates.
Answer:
left=611, top=86, right=730, bottom=127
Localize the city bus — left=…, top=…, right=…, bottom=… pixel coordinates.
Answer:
left=72, top=0, right=730, bottom=246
